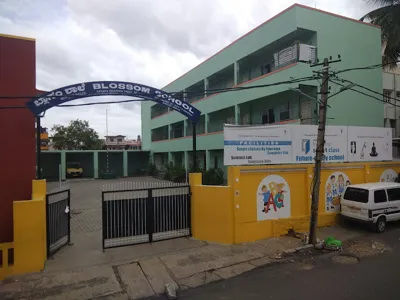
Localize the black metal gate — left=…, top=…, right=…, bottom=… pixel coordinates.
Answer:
left=46, top=189, right=71, bottom=257
left=102, top=182, right=191, bottom=249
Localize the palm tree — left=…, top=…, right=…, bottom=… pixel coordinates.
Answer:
left=360, top=0, right=400, bottom=69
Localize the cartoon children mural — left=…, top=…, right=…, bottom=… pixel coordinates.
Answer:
left=259, top=181, right=286, bottom=214
left=326, top=172, right=351, bottom=212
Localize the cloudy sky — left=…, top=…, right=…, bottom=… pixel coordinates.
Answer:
left=0, top=0, right=375, bottom=139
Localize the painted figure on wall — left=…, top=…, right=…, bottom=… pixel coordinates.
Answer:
left=380, top=169, right=398, bottom=182
left=257, top=175, right=291, bottom=221
left=325, top=172, right=351, bottom=213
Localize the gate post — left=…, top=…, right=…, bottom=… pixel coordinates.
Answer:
left=146, top=189, right=154, bottom=243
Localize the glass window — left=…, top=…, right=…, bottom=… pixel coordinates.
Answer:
left=262, top=108, right=275, bottom=124
left=344, top=188, right=369, bottom=203
left=374, top=190, right=387, bottom=203
left=387, top=188, right=400, bottom=201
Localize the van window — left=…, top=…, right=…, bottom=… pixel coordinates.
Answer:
left=374, top=190, right=387, bottom=203
left=387, top=188, right=400, bottom=201
left=343, top=188, right=369, bottom=203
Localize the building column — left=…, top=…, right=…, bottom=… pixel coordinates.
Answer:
left=235, top=104, right=240, bottom=125
left=183, top=120, right=187, bottom=136
left=61, top=151, right=66, bottom=181
left=94, top=151, right=99, bottom=179
left=168, top=152, right=173, bottom=166
left=183, top=89, right=187, bottom=102
left=234, top=61, right=239, bottom=86
left=204, top=78, right=209, bottom=98
left=123, top=151, right=128, bottom=177
left=168, top=124, right=171, bottom=139
left=206, top=150, right=211, bottom=170
left=184, top=151, right=188, bottom=171
left=205, top=114, right=209, bottom=133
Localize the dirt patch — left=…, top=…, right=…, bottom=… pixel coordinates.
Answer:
left=331, top=255, right=359, bottom=265
left=345, top=240, right=390, bottom=258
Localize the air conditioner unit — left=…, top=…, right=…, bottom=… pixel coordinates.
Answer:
left=299, top=44, right=317, bottom=64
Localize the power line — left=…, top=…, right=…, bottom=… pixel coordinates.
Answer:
left=329, top=78, right=400, bottom=108
left=332, top=75, right=399, bottom=103
left=334, top=60, right=400, bottom=75
left=0, top=76, right=318, bottom=110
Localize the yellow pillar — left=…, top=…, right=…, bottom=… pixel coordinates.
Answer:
left=189, top=173, right=202, bottom=186
left=12, top=179, right=47, bottom=276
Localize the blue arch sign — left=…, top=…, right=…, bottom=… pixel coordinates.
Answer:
left=26, top=81, right=201, bottom=122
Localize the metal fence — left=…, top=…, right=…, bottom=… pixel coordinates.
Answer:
left=102, top=181, right=191, bottom=249
left=46, top=189, right=71, bottom=257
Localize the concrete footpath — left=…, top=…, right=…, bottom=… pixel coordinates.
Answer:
left=0, top=226, right=365, bottom=300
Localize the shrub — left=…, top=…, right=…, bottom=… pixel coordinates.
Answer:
left=147, top=163, right=158, bottom=176
left=202, top=168, right=224, bottom=186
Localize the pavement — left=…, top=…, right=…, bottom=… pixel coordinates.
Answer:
left=0, top=178, right=382, bottom=299
left=151, top=225, right=400, bottom=300
left=0, top=224, right=368, bottom=300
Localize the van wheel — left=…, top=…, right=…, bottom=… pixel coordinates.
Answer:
left=375, top=217, right=386, bottom=233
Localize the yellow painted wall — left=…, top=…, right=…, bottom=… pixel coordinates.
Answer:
left=0, top=180, right=47, bottom=280
left=0, top=242, right=14, bottom=280
left=190, top=174, right=234, bottom=244
left=190, top=162, right=400, bottom=245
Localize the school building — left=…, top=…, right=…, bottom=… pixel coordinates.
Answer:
left=141, top=4, right=384, bottom=174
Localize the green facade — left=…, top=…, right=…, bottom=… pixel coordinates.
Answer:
left=142, top=5, right=383, bottom=174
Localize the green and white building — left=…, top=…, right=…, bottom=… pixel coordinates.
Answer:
left=141, top=4, right=383, bottom=174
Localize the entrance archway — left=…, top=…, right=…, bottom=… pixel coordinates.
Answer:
left=26, top=81, right=202, bottom=178
left=25, top=81, right=202, bottom=257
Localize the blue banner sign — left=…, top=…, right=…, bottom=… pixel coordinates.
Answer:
left=26, top=81, right=201, bottom=122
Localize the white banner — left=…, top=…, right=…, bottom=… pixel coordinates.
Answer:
left=291, top=125, right=347, bottom=164
left=347, top=126, right=392, bottom=162
left=223, top=125, right=292, bottom=166
left=224, top=124, right=392, bottom=165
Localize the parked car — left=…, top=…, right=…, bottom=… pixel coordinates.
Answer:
left=340, top=182, right=400, bottom=233
left=66, top=162, right=83, bottom=178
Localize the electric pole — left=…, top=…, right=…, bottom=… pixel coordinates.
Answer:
left=308, top=57, right=330, bottom=245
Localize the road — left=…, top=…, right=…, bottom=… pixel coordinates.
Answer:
left=150, top=228, right=400, bottom=300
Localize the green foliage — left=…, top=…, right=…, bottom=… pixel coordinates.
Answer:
left=147, top=163, right=158, bottom=176
left=51, top=119, right=103, bottom=150
left=202, top=168, right=224, bottom=186
left=164, top=162, right=187, bottom=183
left=361, top=1, right=400, bottom=69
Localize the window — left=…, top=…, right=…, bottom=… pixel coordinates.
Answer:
left=383, top=90, right=392, bottom=103
left=387, top=188, right=400, bottom=201
left=280, top=102, right=290, bottom=121
left=374, top=190, right=387, bottom=203
left=262, top=108, right=275, bottom=124
left=214, top=156, right=218, bottom=169
left=117, top=138, right=123, bottom=142
left=241, top=112, right=250, bottom=125
left=260, top=64, right=271, bottom=75
left=109, top=138, right=114, bottom=142
left=344, top=188, right=369, bottom=203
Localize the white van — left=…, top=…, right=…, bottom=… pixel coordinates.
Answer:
left=340, top=182, right=400, bottom=233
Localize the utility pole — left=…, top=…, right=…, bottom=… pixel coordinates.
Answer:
left=308, top=57, right=332, bottom=245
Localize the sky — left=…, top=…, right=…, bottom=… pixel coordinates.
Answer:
left=0, top=0, right=376, bottom=139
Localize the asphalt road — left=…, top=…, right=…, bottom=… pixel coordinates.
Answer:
left=152, top=227, right=400, bottom=300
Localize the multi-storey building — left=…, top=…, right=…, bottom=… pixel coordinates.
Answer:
left=141, top=4, right=383, bottom=174
left=40, top=127, right=49, bottom=150
left=383, top=67, right=400, bottom=137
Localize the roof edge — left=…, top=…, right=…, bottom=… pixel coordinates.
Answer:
left=0, top=33, right=35, bottom=42
left=162, top=3, right=380, bottom=90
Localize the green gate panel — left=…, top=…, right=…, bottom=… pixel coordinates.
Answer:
left=41, top=152, right=61, bottom=181
left=99, top=152, right=123, bottom=177
left=66, top=152, right=94, bottom=178
left=128, top=152, right=150, bottom=176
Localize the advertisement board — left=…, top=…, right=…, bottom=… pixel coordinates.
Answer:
left=291, top=125, right=347, bottom=164
left=224, top=124, right=392, bottom=166
left=223, top=125, right=292, bottom=166
left=347, top=126, right=392, bottom=162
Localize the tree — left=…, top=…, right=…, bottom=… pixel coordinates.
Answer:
left=51, top=119, right=104, bottom=150
left=361, top=0, right=400, bottom=69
